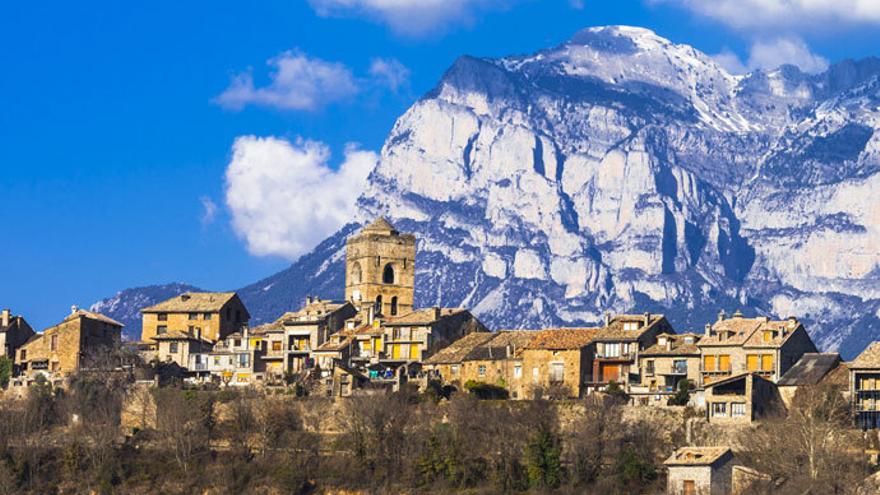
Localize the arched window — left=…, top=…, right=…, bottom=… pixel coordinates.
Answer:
left=351, top=262, right=362, bottom=284
left=374, top=295, right=383, bottom=315
left=383, top=264, right=395, bottom=284
left=390, top=296, right=398, bottom=316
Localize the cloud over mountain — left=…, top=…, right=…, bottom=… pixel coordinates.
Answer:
left=224, top=136, right=376, bottom=259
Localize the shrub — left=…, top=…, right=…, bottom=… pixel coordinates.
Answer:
left=463, top=380, right=508, bottom=400
left=525, top=427, right=562, bottom=489
left=667, top=379, right=692, bottom=406
left=0, top=357, right=12, bottom=389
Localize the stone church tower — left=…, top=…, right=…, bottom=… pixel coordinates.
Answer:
left=345, top=218, right=416, bottom=317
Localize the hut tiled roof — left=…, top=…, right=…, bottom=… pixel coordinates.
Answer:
left=424, top=332, right=495, bottom=365
left=524, top=328, right=600, bottom=350
left=664, top=446, right=731, bottom=466
left=778, top=353, right=842, bottom=386
left=141, top=292, right=238, bottom=313
left=851, top=342, right=880, bottom=369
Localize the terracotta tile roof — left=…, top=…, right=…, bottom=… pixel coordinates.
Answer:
left=664, top=447, right=732, bottom=466
left=314, top=337, right=353, bottom=352
left=697, top=315, right=804, bottom=348
left=641, top=333, right=702, bottom=356
left=525, top=328, right=600, bottom=350
left=362, top=217, right=397, bottom=234
left=383, top=308, right=466, bottom=326
left=63, top=309, right=123, bottom=328
left=592, top=314, right=666, bottom=341
left=778, top=353, right=842, bottom=386
left=424, top=332, right=495, bottom=365
left=282, top=300, right=352, bottom=323
left=141, top=292, right=238, bottom=313
left=851, top=342, right=880, bottom=369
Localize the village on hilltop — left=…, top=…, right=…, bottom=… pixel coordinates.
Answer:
left=4, top=218, right=880, bottom=494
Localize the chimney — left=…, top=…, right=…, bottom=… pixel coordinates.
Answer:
left=717, top=309, right=726, bottom=322
left=604, top=312, right=612, bottom=326
left=787, top=316, right=798, bottom=327
left=643, top=312, right=651, bottom=325
left=733, top=309, right=743, bottom=318
left=667, top=339, right=673, bottom=351
left=0, top=309, right=9, bottom=328
left=433, top=307, right=442, bottom=320
left=180, top=294, right=191, bottom=301
left=71, top=304, right=79, bottom=314
left=704, top=323, right=712, bottom=337
left=368, top=305, right=375, bottom=325
left=506, top=344, right=512, bottom=358
left=306, top=296, right=313, bottom=306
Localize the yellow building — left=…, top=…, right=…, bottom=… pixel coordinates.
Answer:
left=16, top=307, right=122, bottom=381
left=140, top=292, right=250, bottom=343
left=344, top=218, right=415, bottom=317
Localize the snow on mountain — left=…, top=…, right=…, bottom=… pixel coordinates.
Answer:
left=94, top=26, right=880, bottom=358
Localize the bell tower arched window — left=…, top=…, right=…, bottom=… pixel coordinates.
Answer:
left=383, top=264, right=395, bottom=284
left=390, top=296, right=398, bottom=316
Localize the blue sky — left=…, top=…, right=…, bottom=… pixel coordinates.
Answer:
left=3, top=0, right=879, bottom=330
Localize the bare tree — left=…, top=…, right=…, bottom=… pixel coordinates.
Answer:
left=153, top=388, right=214, bottom=473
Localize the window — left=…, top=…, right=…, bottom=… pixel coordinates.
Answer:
left=747, top=354, right=759, bottom=371
left=234, top=339, right=241, bottom=348
left=645, top=360, right=655, bottom=376
left=50, top=362, right=59, bottom=372
left=621, top=343, right=630, bottom=355
left=383, top=264, right=395, bottom=284
left=478, top=365, right=486, bottom=377
left=683, top=480, right=696, bottom=495
left=761, top=355, right=773, bottom=372
left=170, top=342, right=179, bottom=353
left=711, top=402, right=728, bottom=417
left=673, top=359, right=687, bottom=374
left=188, top=325, right=195, bottom=333
left=763, top=330, right=773, bottom=342
left=272, top=341, right=282, bottom=351
left=719, top=355, right=731, bottom=371
left=550, top=363, right=564, bottom=383
left=188, top=313, right=198, bottom=320
left=213, top=356, right=221, bottom=366
left=604, top=343, right=621, bottom=357
left=514, top=364, right=522, bottom=379
left=451, top=365, right=460, bottom=376
left=731, top=402, right=746, bottom=417
left=237, top=353, right=250, bottom=368
left=20, top=349, right=26, bottom=360
left=704, top=355, right=716, bottom=371
left=157, top=325, right=167, bottom=335
left=390, top=296, right=398, bottom=316
left=375, top=295, right=383, bottom=315
left=623, top=321, right=640, bottom=331
left=158, top=313, right=167, bottom=321
left=409, top=344, right=419, bottom=360
left=50, top=335, right=58, bottom=352
left=203, top=313, right=212, bottom=320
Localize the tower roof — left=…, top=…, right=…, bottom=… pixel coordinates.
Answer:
left=362, top=217, right=397, bottom=235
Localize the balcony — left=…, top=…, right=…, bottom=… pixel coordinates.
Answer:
left=662, top=364, right=688, bottom=376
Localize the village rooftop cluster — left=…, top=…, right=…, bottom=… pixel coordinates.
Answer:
left=4, top=218, right=880, bottom=494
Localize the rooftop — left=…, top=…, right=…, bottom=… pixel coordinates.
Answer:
left=592, top=313, right=666, bottom=342
left=141, top=292, right=238, bottom=313
left=466, top=330, right=536, bottom=360
left=383, top=308, right=466, bottom=326
left=851, top=342, right=880, bottom=369
left=641, top=333, right=701, bottom=356
left=282, top=299, right=351, bottom=324
left=424, top=332, right=495, bottom=365
left=525, top=328, right=600, bottom=350
left=698, top=313, right=801, bottom=348
left=62, top=309, right=123, bottom=328
left=664, top=447, right=732, bottom=466
left=778, top=353, right=842, bottom=386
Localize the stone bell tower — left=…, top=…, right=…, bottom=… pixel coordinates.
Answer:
left=344, top=217, right=415, bottom=317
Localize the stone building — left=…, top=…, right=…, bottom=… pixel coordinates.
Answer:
left=380, top=307, right=486, bottom=366
left=631, top=332, right=702, bottom=406
left=459, top=330, right=533, bottom=399
left=704, top=372, right=783, bottom=424
left=276, top=298, right=356, bottom=375
left=0, top=308, right=34, bottom=361
left=697, top=311, right=817, bottom=386
left=777, top=352, right=843, bottom=408
left=345, top=218, right=415, bottom=318
left=152, top=330, right=214, bottom=370
left=522, top=328, right=600, bottom=399
left=849, top=342, right=880, bottom=429
left=664, top=446, right=733, bottom=495
left=140, top=292, right=250, bottom=343
left=16, top=307, right=122, bottom=382
left=191, top=329, right=257, bottom=386
left=423, top=332, right=496, bottom=386
left=590, top=313, right=674, bottom=389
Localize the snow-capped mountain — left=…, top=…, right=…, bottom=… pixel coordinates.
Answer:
left=94, top=26, right=880, bottom=358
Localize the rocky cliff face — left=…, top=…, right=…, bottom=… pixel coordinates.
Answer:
left=95, top=26, right=880, bottom=358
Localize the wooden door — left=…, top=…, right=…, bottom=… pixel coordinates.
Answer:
left=603, top=364, right=621, bottom=382
left=683, top=480, right=696, bottom=495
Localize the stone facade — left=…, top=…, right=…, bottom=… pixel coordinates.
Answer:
left=698, top=312, right=817, bottom=386
left=665, top=447, right=733, bottom=495
left=631, top=333, right=702, bottom=406
left=344, top=218, right=415, bottom=318
left=16, top=308, right=122, bottom=381
left=0, top=308, right=35, bottom=361
left=849, top=342, right=880, bottom=429
left=704, top=372, right=783, bottom=424
left=140, top=292, right=250, bottom=343
left=591, top=313, right=674, bottom=389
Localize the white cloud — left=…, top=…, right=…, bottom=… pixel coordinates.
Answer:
left=224, top=136, right=377, bottom=259
left=659, top=0, right=880, bottom=31
left=369, top=58, right=410, bottom=92
left=712, top=37, right=829, bottom=75
left=308, top=0, right=511, bottom=36
left=215, top=51, right=359, bottom=111
left=199, top=196, right=217, bottom=226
